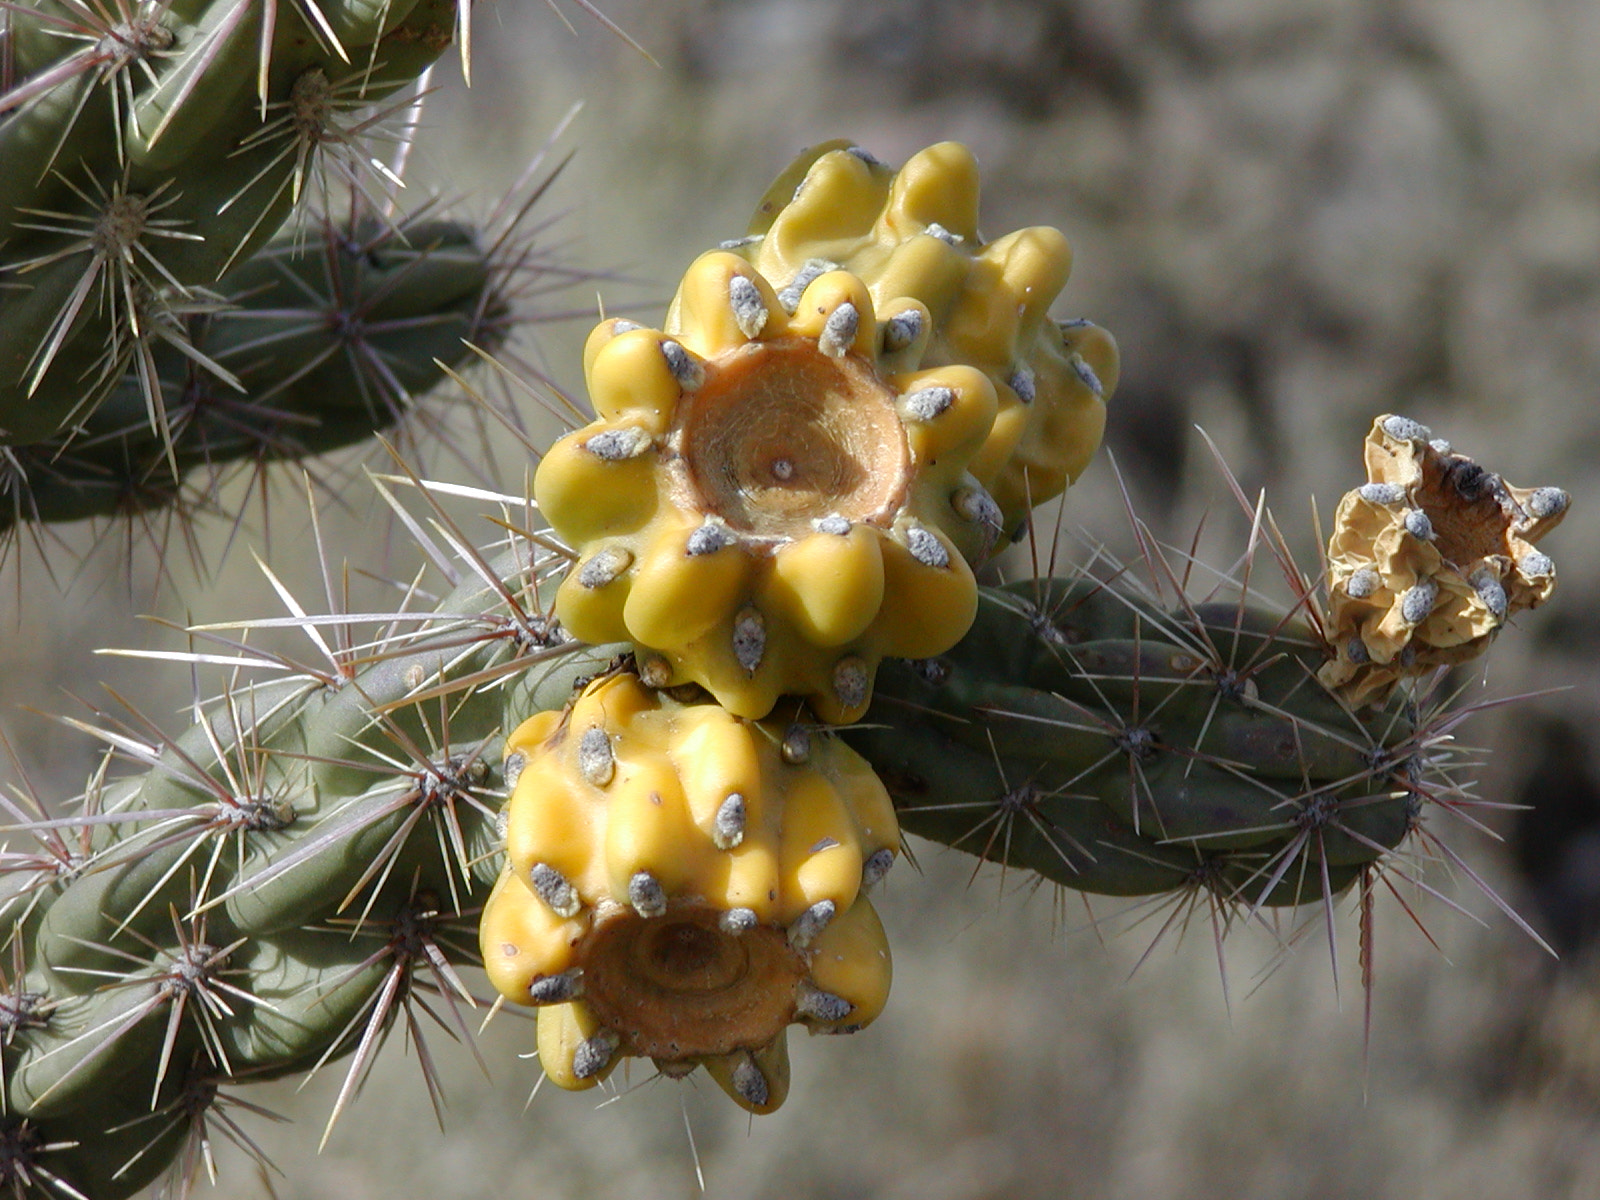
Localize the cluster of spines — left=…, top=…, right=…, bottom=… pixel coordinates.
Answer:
left=0, top=0, right=470, bottom=446
left=0, top=481, right=611, bottom=1196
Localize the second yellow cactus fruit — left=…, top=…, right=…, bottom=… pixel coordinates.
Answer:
left=480, top=672, right=899, bottom=1113
left=1320, top=414, right=1568, bottom=705
left=537, top=250, right=994, bottom=722
left=730, top=140, right=1117, bottom=538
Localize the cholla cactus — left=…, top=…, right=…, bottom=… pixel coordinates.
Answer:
left=0, top=0, right=468, bottom=446
left=0, top=196, right=546, bottom=548
left=849, top=418, right=1567, bottom=984
left=0, top=0, right=608, bottom=578
left=852, top=575, right=1422, bottom=911
left=0, top=116, right=1571, bottom=1198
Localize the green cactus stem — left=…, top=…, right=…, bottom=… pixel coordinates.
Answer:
left=0, top=154, right=583, bottom=562
left=0, top=486, right=608, bottom=1194
left=0, top=0, right=466, bottom=447
left=847, top=575, right=1423, bottom=910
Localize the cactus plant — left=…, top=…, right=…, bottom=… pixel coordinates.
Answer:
left=0, top=169, right=582, bottom=565
left=0, top=111, right=1571, bottom=1199
left=850, top=574, right=1423, bottom=912
left=0, top=402, right=1564, bottom=1192
left=0, top=499, right=613, bottom=1193
left=1, top=203, right=506, bottom=539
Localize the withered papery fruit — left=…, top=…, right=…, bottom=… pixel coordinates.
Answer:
left=1321, top=414, right=1567, bottom=705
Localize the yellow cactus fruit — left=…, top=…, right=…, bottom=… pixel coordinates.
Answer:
left=1320, top=414, right=1568, bottom=705
left=537, top=249, right=993, bottom=723
left=480, top=672, right=899, bottom=1113
left=726, top=140, right=1117, bottom=537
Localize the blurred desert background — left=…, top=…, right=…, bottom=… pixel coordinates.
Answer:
left=8, top=1, right=1600, bottom=1196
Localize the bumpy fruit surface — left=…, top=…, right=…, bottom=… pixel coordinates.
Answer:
left=537, top=250, right=994, bottom=722
left=1321, top=414, right=1569, bottom=704
left=729, top=140, right=1118, bottom=538
left=482, top=671, right=898, bottom=1112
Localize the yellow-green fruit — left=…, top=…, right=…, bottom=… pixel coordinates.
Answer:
left=480, top=672, right=898, bottom=1113
left=537, top=250, right=992, bottom=722
left=730, top=140, right=1117, bottom=537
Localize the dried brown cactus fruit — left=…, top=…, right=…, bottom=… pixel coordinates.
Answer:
left=1320, top=414, right=1568, bottom=705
